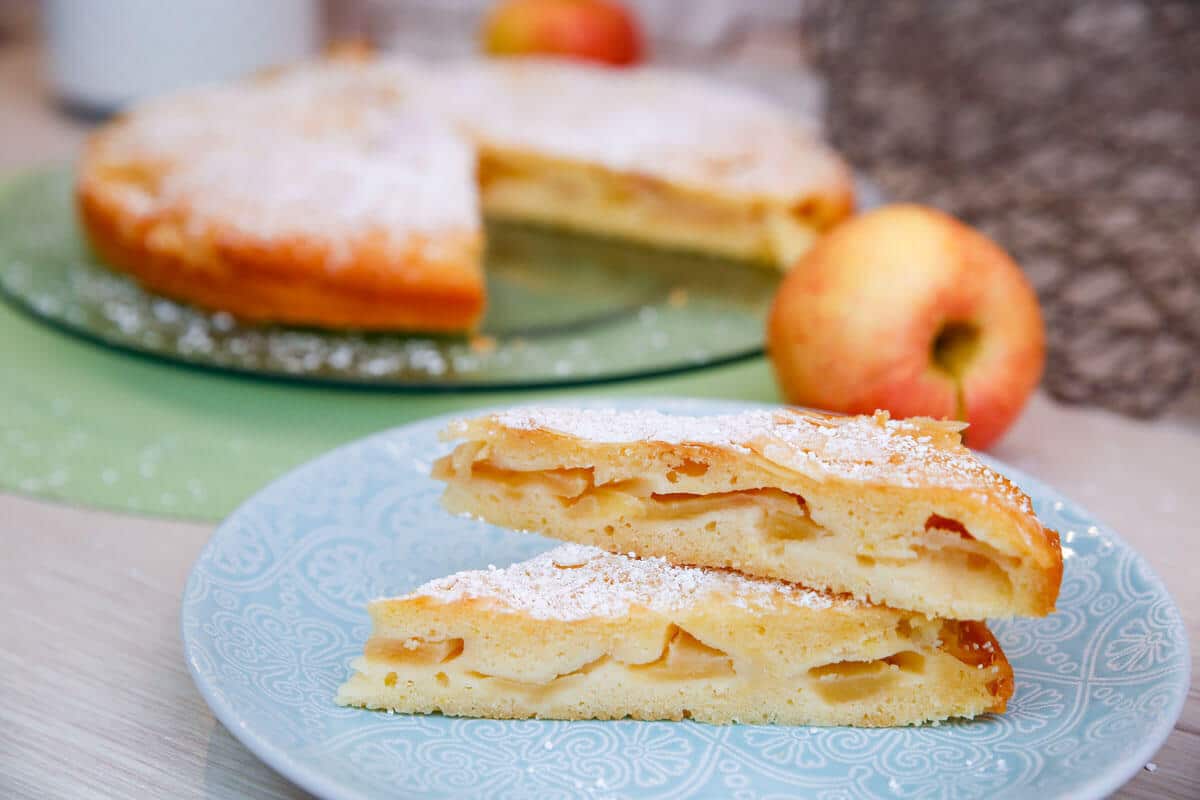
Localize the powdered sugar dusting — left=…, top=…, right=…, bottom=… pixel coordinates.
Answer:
left=425, top=58, right=843, bottom=200
left=402, top=544, right=845, bottom=621
left=477, top=406, right=1033, bottom=513
left=89, top=60, right=478, bottom=260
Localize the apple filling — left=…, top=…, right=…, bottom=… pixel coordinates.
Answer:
left=441, top=461, right=1021, bottom=610
left=356, top=623, right=996, bottom=710
left=641, top=626, right=736, bottom=680
left=808, top=652, right=926, bottom=704
left=476, top=149, right=823, bottom=266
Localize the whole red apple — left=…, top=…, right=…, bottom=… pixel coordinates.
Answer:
left=767, top=204, right=1045, bottom=450
left=481, top=0, right=643, bottom=66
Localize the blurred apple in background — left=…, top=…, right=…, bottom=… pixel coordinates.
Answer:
left=767, top=205, right=1045, bottom=450
left=482, top=0, right=643, bottom=66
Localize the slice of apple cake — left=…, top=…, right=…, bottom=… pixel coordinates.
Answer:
left=335, top=545, right=1013, bottom=726
left=433, top=406, right=1062, bottom=620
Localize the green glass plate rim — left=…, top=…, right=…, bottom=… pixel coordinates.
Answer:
left=0, top=165, right=769, bottom=393
left=0, top=284, right=764, bottom=393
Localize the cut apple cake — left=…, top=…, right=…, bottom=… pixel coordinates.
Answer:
left=434, top=406, right=1063, bottom=620
left=335, top=544, right=1013, bottom=726
left=76, top=57, right=852, bottom=331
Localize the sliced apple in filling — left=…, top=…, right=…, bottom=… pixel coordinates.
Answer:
left=477, top=148, right=841, bottom=268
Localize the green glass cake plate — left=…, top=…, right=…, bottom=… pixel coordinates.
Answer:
left=0, top=167, right=785, bottom=390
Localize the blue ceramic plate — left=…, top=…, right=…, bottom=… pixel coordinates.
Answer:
left=182, top=398, right=1189, bottom=800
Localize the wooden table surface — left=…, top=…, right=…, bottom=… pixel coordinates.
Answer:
left=0, top=36, right=1197, bottom=800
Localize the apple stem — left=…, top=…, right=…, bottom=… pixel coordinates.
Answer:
left=931, top=321, right=981, bottom=431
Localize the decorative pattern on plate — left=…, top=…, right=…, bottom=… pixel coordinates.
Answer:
left=181, top=398, right=1189, bottom=800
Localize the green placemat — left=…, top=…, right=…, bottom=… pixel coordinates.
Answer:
left=0, top=300, right=780, bottom=521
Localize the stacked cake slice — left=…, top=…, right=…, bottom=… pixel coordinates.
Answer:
left=337, top=407, right=1062, bottom=727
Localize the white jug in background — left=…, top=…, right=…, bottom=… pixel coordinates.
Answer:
left=43, top=0, right=321, bottom=114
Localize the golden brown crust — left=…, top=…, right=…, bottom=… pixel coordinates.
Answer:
left=939, top=620, right=1015, bottom=712
left=796, top=164, right=856, bottom=231
left=76, top=125, right=486, bottom=332
left=77, top=179, right=485, bottom=332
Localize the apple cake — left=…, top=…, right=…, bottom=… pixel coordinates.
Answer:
left=335, top=544, right=1013, bottom=726
left=434, top=407, right=1063, bottom=620
left=76, top=57, right=852, bottom=331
